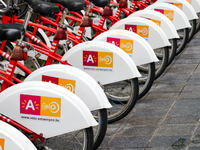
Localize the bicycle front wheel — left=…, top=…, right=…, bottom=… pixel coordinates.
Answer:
left=175, top=28, right=189, bottom=56
left=154, top=46, right=169, bottom=79
left=196, top=13, right=200, bottom=33
left=188, top=19, right=196, bottom=42
left=38, top=127, right=94, bottom=150
left=104, top=78, right=139, bottom=124
left=167, top=39, right=177, bottom=66
left=137, top=62, right=155, bottom=99
left=92, top=109, right=107, bottom=150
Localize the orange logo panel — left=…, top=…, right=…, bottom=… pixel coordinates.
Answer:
left=120, top=39, right=133, bottom=54
left=137, top=25, right=149, bottom=38
left=186, top=0, right=192, bottom=4
left=0, top=139, right=4, bottom=150
left=150, top=19, right=161, bottom=27
left=164, top=10, right=174, bottom=21
left=173, top=3, right=183, bottom=10
left=98, top=52, right=113, bottom=68
left=58, top=78, right=76, bottom=94
left=41, top=97, right=61, bottom=117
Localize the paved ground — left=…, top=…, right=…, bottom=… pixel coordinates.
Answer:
left=98, top=30, right=200, bottom=150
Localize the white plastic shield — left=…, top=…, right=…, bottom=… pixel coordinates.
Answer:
left=0, top=121, right=37, bottom=150
left=109, top=17, right=171, bottom=49
left=24, top=64, right=112, bottom=111
left=61, top=41, right=141, bottom=85
left=93, top=29, right=158, bottom=66
left=0, top=81, right=98, bottom=138
left=128, top=10, right=179, bottom=39
left=145, top=2, right=191, bottom=30
left=185, top=0, right=200, bottom=13
left=156, top=0, right=198, bottom=20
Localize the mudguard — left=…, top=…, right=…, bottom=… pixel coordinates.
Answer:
left=185, top=0, right=200, bottom=13
left=0, top=121, right=37, bottom=150
left=157, top=0, right=198, bottom=20
left=109, top=17, right=171, bottom=49
left=0, top=81, right=98, bottom=138
left=145, top=2, right=191, bottom=30
left=24, top=64, right=112, bottom=111
left=128, top=10, right=179, bottom=39
left=93, top=29, right=158, bottom=66
left=61, top=41, right=141, bottom=85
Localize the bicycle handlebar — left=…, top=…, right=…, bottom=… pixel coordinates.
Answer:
left=0, top=0, right=10, bottom=13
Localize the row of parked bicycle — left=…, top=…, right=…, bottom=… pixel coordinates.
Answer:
left=0, top=0, right=199, bottom=149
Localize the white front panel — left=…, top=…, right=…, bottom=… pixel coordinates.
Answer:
left=0, top=121, right=37, bottom=150
left=129, top=10, right=179, bottom=39
left=157, top=0, right=198, bottom=20
left=109, top=17, right=171, bottom=49
left=61, top=41, right=141, bottom=85
left=0, top=82, right=98, bottom=138
left=93, top=29, right=158, bottom=66
left=185, top=0, right=200, bottom=13
left=24, top=64, right=112, bottom=111
left=145, top=2, right=191, bottom=30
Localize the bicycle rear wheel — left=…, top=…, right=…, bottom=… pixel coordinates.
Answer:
left=92, top=109, right=107, bottom=150
left=188, top=19, right=196, bottom=42
left=37, top=127, right=94, bottom=150
left=104, top=78, right=139, bottom=124
left=154, top=46, right=169, bottom=79
left=168, top=39, right=177, bottom=66
left=175, top=28, right=189, bottom=56
left=196, top=13, right=200, bottom=33
left=137, top=62, right=155, bottom=99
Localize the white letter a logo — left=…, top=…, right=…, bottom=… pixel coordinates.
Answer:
left=87, top=54, right=94, bottom=63
left=25, top=100, right=35, bottom=110
left=129, top=27, right=133, bottom=32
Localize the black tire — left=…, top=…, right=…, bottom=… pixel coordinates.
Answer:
left=195, top=13, right=200, bottom=33
left=37, top=127, right=94, bottom=150
left=104, top=78, right=139, bottom=124
left=92, top=109, right=107, bottom=150
left=175, top=28, right=189, bottom=56
left=168, top=39, right=177, bottom=66
left=188, top=19, right=196, bottom=42
left=137, top=62, right=155, bottom=99
left=154, top=46, right=169, bottom=79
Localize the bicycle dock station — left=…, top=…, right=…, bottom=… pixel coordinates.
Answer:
left=0, top=0, right=200, bottom=149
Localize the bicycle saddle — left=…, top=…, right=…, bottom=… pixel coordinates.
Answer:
left=0, top=24, right=25, bottom=42
left=50, top=0, right=85, bottom=12
left=25, top=0, right=59, bottom=16
left=90, top=0, right=110, bottom=7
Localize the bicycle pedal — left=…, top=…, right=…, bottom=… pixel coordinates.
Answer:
left=63, top=43, right=68, bottom=54
left=31, top=57, right=40, bottom=69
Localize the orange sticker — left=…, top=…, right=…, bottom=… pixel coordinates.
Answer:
left=173, top=3, right=183, bottom=10
left=186, top=0, right=192, bottom=4
left=41, top=97, right=61, bottom=117
left=0, top=138, right=4, bottom=150
left=150, top=19, right=161, bottom=27
left=137, top=25, right=149, bottom=38
left=58, top=78, right=76, bottom=93
left=120, top=39, right=134, bottom=54
left=164, top=10, right=174, bottom=21
left=98, top=52, right=113, bottom=68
